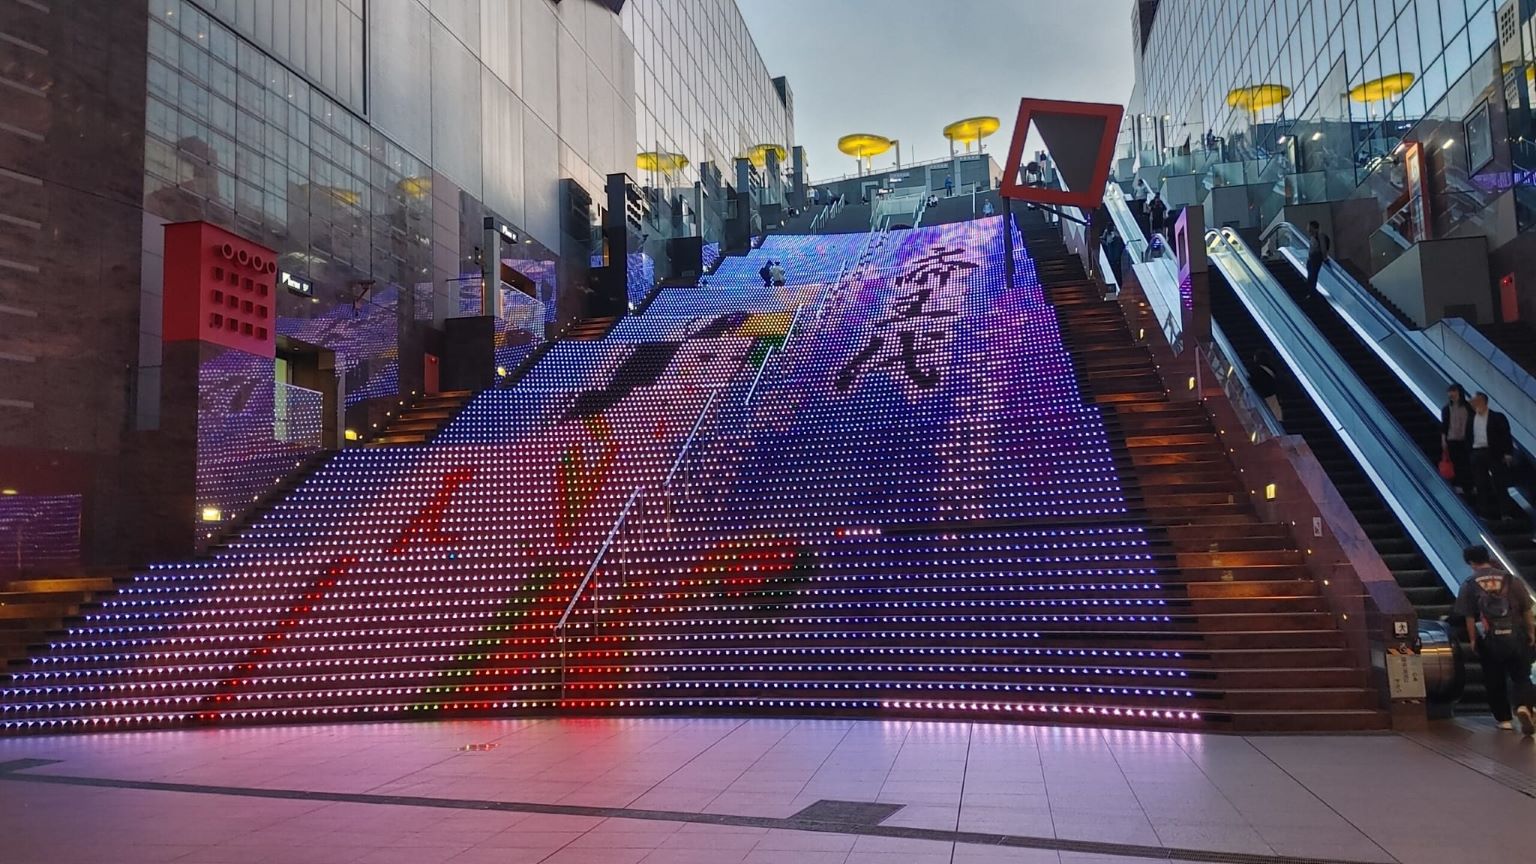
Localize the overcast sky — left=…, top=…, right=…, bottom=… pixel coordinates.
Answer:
left=738, top=0, right=1136, bottom=182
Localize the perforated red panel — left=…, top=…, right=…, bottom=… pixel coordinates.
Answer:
left=163, top=222, right=276, bottom=357
left=999, top=99, right=1124, bottom=211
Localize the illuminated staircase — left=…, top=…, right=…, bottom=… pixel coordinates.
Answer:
left=0, top=217, right=1380, bottom=733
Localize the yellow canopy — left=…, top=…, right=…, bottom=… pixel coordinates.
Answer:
left=637, top=151, right=690, bottom=173
left=838, top=133, right=893, bottom=159
left=1226, top=84, right=1291, bottom=112
left=747, top=143, right=787, bottom=168
left=1349, top=72, right=1415, bottom=103
left=943, top=116, right=1000, bottom=151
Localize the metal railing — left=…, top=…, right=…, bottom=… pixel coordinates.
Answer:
left=550, top=356, right=759, bottom=698
left=1265, top=220, right=1536, bottom=524
left=1207, top=227, right=1521, bottom=589
left=810, top=152, right=996, bottom=186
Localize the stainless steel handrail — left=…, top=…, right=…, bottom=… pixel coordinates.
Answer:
left=1208, top=227, right=1519, bottom=588
left=1265, top=221, right=1536, bottom=469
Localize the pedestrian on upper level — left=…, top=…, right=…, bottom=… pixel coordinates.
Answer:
left=1455, top=545, right=1536, bottom=734
left=944, top=176, right=954, bottom=197
left=982, top=200, right=995, bottom=217
left=1148, top=193, right=1168, bottom=236
left=1469, top=392, right=1516, bottom=520
left=1304, top=220, right=1331, bottom=300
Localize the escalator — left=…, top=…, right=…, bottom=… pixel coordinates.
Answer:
left=1260, top=258, right=1536, bottom=585
left=1210, top=272, right=1449, bottom=620
left=1209, top=253, right=1536, bottom=709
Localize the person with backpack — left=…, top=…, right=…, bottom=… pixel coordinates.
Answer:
left=758, top=261, right=773, bottom=289
left=1454, top=545, right=1536, bottom=733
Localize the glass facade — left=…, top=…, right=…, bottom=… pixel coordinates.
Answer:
left=1129, top=0, right=1536, bottom=279
left=1138, top=0, right=1496, bottom=159
left=622, top=0, right=794, bottom=191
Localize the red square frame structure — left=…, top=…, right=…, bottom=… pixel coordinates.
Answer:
left=998, top=98, right=1125, bottom=211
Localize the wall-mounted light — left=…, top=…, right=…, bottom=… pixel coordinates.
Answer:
left=1441, top=138, right=1456, bottom=150
left=200, top=507, right=222, bottom=522
left=0, top=488, right=17, bottom=496
left=1310, top=132, right=1323, bottom=141
left=1264, top=483, right=1277, bottom=500
left=344, top=429, right=360, bottom=442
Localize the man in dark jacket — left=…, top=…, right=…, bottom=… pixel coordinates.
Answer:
left=1469, top=392, right=1516, bottom=520
left=1455, top=545, right=1536, bottom=733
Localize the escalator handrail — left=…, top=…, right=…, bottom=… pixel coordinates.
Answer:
left=1207, top=227, right=1517, bottom=590
left=1263, top=221, right=1449, bottom=416
left=1264, top=221, right=1536, bottom=480
left=1102, top=185, right=1283, bottom=439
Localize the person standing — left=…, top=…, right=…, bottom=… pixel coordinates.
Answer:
left=1441, top=384, right=1473, bottom=493
left=1304, top=220, right=1331, bottom=300
left=1148, top=193, right=1168, bottom=236
left=1455, top=545, right=1536, bottom=733
left=1100, top=227, right=1125, bottom=286
left=982, top=199, right=995, bottom=217
left=1469, top=392, right=1515, bottom=520
left=944, top=176, right=954, bottom=198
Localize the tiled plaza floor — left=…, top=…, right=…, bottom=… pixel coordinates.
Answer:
left=0, top=717, right=1532, bottom=864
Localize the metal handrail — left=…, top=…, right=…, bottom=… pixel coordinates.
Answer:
left=1265, top=219, right=1536, bottom=525
left=810, top=152, right=997, bottom=186
left=555, top=484, right=645, bottom=637
left=1207, top=227, right=1521, bottom=588
left=665, top=388, right=724, bottom=488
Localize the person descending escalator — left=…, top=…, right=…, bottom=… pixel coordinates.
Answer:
left=1441, top=384, right=1474, bottom=494
left=1454, top=545, right=1536, bottom=734
left=1469, top=392, right=1516, bottom=521
left=1304, top=220, right=1331, bottom=301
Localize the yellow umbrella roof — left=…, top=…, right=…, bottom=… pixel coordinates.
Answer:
left=1349, top=72, right=1415, bottom=103
left=1226, top=84, right=1291, bottom=111
left=838, top=133, right=893, bottom=159
left=747, top=143, right=787, bottom=168
left=637, top=151, right=690, bottom=173
left=943, top=116, right=1001, bottom=143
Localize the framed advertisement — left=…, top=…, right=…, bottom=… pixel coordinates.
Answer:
left=1465, top=100, right=1494, bottom=173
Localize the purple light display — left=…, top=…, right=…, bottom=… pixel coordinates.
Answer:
left=0, top=494, right=82, bottom=575
left=0, top=216, right=1205, bottom=733
left=277, top=285, right=401, bottom=407
left=194, top=349, right=324, bottom=540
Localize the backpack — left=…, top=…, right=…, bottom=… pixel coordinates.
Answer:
left=1474, top=572, right=1522, bottom=634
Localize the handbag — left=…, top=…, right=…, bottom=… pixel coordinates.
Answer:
left=1438, top=447, right=1456, bottom=480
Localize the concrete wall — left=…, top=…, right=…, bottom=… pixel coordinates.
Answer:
left=1372, top=236, right=1493, bottom=328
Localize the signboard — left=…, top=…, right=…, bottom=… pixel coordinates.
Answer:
left=279, top=271, right=313, bottom=297
left=1386, top=648, right=1427, bottom=699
